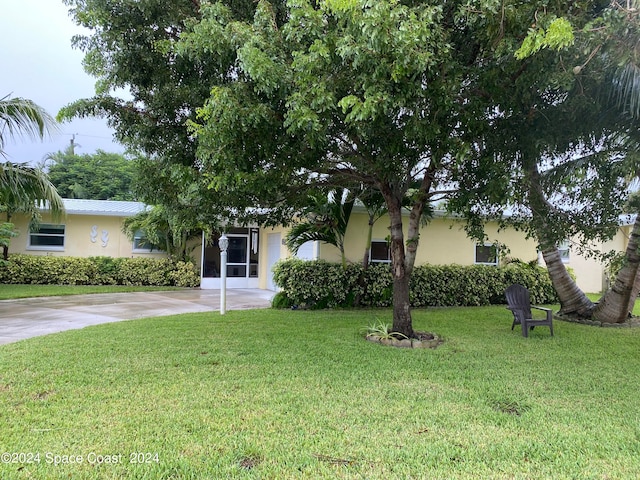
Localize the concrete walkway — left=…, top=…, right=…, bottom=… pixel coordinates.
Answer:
left=0, top=289, right=274, bottom=345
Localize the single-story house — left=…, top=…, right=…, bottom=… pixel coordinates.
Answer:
left=7, top=198, right=631, bottom=293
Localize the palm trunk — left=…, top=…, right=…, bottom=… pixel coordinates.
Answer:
left=626, top=269, right=640, bottom=317
left=526, top=159, right=594, bottom=316
left=593, top=213, right=640, bottom=324
left=541, top=246, right=595, bottom=317
left=339, top=244, right=346, bottom=269
left=3, top=211, right=11, bottom=261
left=362, top=215, right=374, bottom=269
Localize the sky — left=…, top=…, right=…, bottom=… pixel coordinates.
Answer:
left=0, top=0, right=125, bottom=165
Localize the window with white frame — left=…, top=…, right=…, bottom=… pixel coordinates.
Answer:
left=132, top=230, right=162, bottom=253
left=28, top=223, right=65, bottom=250
left=370, top=240, right=391, bottom=264
left=475, top=243, right=498, bottom=265
left=558, top=240, right=570, bottom=263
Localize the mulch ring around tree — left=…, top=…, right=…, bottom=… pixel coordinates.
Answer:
left=365, top=331, right=442, bottom=349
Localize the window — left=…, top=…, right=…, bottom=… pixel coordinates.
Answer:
left=475, top=243, right=498, bottom=265
left=132, top=230, right=162, bottom=253
left=370, top=240, right=391, bottom=264
left=28, top=224, right=65, bottom=250
left=558, top=240, right=570, bottom=263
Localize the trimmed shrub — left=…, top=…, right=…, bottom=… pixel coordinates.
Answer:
left=272, top=259, right=362, bottom=308
left=271, top=291, right=294, bottom=309
left=272, top=258, right=557, bottom=309
left=0, top=254, right=200, bottom=287
left=169, top=261, right=201, bottom=288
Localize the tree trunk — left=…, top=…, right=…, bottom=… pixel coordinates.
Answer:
left=362, top=215, right=374, bottom=269
left=525, top=159, right=594, bottom=316
left=392, top=272, right=413, bottom=336
left=626, top=269, right=640, bottom=317
left=387, top=198, right=415, bottom=338
left=3, top=212, right=11, bottom=261
left=593, top=213, right=640, bottom=324
left=541, top=246, right=595, bottom=317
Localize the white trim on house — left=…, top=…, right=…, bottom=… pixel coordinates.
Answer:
left=474, top=243, right=498, bottom=266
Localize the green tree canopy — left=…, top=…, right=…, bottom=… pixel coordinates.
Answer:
left=45, top=148, right=137, bottom=200
left=181, top=0, right=495, bottom=337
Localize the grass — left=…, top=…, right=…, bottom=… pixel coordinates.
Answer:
left=0, top=284, right=184, bottom=300
left=1, top=304, right=640, bottom=479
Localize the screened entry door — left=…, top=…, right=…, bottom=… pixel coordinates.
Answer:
left=201, top=229, right=260, bottom=289
left=226, top=235, right=249, bottom=278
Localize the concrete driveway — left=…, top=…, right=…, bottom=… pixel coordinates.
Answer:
left=0, top=289, right=274, bottom=346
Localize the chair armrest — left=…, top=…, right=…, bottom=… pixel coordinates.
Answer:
left=532, top=305, right=552, bottom=320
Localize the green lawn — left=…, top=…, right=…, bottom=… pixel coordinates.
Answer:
left=1, top=306, right=639, bottom=479
left=0, top=284, right=184, bottom=300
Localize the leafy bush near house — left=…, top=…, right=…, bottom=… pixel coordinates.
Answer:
left=0, top=254, right=200, bottom=287
left=271, top=291, right=295, bottom=309
left=168, top=261, right=201, bottom=288
left=272, top=258, right=557, bottom=309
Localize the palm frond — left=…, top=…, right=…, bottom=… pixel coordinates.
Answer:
left=285, top=222, right=337, bottom=254
left=0, top=161, right=64, bottom=220
left=613, top=61, right=640, bottom=119
left=0, top=95, right=59, bottom=154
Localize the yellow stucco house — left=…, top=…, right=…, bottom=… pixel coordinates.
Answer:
left=9, top=199, right=166, bottom=261
left=8, top=199, right=630, bottom=293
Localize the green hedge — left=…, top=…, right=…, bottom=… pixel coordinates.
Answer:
left=0, top=254, right=200, bottom=288
left=272, top=259, right=557, bottom=309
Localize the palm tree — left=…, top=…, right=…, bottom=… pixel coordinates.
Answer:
left=574, top=4, right=640, bottom=322
left=0, top=94, right=63, bottom=260
left=285, top=189, right=356, bottom=268
left=358, top=186, right=387, bottom=269
left=1, top=94, right=58, bottom=158
left=524, top=160, right=597, bottom=317
left=593, top=198, right=640, bottom=323
left=0, top=161, right=65, bottom=260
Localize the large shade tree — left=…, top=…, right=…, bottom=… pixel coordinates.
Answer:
left=182, top=0, right=495, bottom=337
left=58, top=0, right=640, bottom=331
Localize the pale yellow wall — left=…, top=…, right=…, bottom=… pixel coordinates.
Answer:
left=555, top=228, right=629, bottom=294
left=308, top=209, right=628, bottom=294
left=9, top=213, right=166, bottom=259
left=334, top=211, right=540, bottom=266
left=186, top=235, right=204, bottom=269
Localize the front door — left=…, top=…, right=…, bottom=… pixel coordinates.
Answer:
left=267, top=233, right=281, bottom=291
left=201, top=228, right=260, bottom=289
